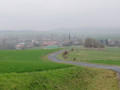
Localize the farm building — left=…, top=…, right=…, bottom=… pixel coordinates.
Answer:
left=16, top=43, right=25, bottom=50
left=42, top=41, right=59, bottom=49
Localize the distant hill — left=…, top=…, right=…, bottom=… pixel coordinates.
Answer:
left=0, top=27, right=120, bottom=39
left=50, top=27, right=120, bottom=39
left=51, top=27, right=120, bottom=34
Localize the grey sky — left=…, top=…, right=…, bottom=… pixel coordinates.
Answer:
left=0, top=0, right=120, bottom=31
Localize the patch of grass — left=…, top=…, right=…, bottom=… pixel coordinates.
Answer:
left=0, top=49, right=71, bottom=73
left=59, top=47, right=120, bottom=66
left=0, top=66, right=118, bottom=90
left=0, top=48, right=119, bottom=90
left=82, top=60, right=120, bottom=66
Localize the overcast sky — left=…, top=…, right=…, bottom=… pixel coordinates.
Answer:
left=0, top=0, right=120, bottom=31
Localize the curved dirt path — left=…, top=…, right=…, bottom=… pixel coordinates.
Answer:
left=48, top=50, right=120, bottom=73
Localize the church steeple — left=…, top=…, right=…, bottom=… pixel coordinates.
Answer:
left=68, top=33, right=71, bottom=40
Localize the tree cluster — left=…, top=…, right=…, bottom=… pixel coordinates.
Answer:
left=84, top=38, right=104, bottom=48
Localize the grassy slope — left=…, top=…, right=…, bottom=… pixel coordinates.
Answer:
left=0, top=66, right=118, bottom=90
left=0, top=49, right=119, bottom=90
left=59, top=47, right=120, bottom=66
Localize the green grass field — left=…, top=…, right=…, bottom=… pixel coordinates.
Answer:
left=0, top=49, right=72, bottom=73
left=0, top=49, right=119, bottom=90
left=59, top=47, right=120, bottom=66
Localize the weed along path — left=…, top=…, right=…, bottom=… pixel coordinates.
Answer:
left=48, top=50, right=120, bottom=74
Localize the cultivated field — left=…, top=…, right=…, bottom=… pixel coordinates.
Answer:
left=0, top=49, right=119, bottom=90
left=59, top=47, right=120, bottom=66
left=0, top=49, right=71, bottom=73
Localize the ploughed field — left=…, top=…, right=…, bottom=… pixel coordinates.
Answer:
left=0, top=49, right=119, bottom=90
left=59, top=47, right=120, bottom=66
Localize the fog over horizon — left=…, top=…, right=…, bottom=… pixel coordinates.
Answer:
left=0, top=0, right=120, bottom=31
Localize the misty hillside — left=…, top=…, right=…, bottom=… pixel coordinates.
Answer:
left=0, top=27, right=120, bottom=39
left=51, top=27, right=120, bottom=39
